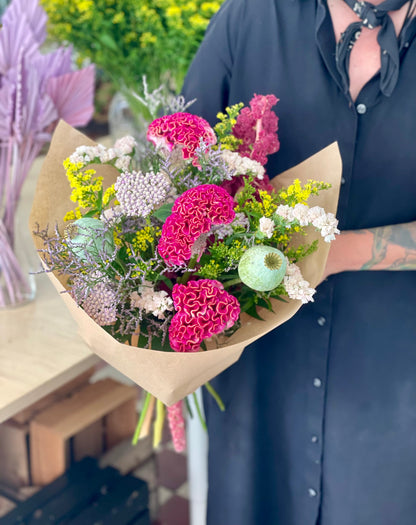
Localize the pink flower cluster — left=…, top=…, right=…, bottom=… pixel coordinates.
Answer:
left=158, top=184, right=235, bottom=266
left=147, top=112, right=216, bottom=166
left=233, top=94, right=280, bottom=165
left=167, top=401, right=186, bottom=452
left=169, top=279, right=240, bottom=352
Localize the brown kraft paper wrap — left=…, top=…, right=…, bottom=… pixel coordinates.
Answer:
left=29, top=121, right=342, bottom=406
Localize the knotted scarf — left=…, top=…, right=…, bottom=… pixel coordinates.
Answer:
left=336, top=0, right=411, bottom=95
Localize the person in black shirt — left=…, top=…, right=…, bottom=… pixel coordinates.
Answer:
left=182, top=1, right=416, bottom=524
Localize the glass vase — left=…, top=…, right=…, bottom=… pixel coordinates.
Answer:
left=108, top=91, right=149, bottom=147
left=0, top=216, right=36, bottom=308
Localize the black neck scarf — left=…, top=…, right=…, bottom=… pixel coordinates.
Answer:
left=335, top=0, right=411, bottom=96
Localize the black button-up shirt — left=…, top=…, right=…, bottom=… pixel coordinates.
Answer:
left=182, top=1, right=416, bottom=524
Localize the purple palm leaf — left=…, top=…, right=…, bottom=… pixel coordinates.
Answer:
left=32, top=47, right=73, bottom=91
left=0, top=18, right=38, bottom=75
left=46, top=64, right=95, bottom=127
left=14, top=53, right=58, bottom=140
left=0, top=79, right=15, bottom=140
left=2, top=0, right=47, bottom=46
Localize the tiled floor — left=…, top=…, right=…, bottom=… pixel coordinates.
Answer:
left=151, top=428, right=190, bottom=525
left=92, top=365, right=191, bottom=525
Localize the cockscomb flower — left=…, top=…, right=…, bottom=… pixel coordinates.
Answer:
left=173, top=184, right=235, bottom=224
left=169, top=279, right=240, bottom=352
left=232, top=94, right=280, bottom=166
left=158, top=185, right=236, bottom=266
left=147, top=112, right=216, bottom=166
left=158, top=213, right=211, bottom=266
left=114, top=170, right=170, bottom=217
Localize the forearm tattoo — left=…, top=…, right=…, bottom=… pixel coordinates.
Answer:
left=361, top=222, right=416, bottom=270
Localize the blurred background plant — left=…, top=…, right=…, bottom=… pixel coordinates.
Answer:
left=41, top=0, right=224, bottom=128
left=0, top=0, right=95, bottom=308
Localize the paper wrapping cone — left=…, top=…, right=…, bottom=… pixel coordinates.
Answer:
left=29, top=121, right=342, bottom=406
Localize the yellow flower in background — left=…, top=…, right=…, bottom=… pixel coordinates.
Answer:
left=76, top=0, right=93, bottom=12
left=189, top=14, right=208, bottom=30
left=166, top=6, right=182, bottom=17
left=112, top=12, right=125, bottom=24
left=42, top=0, right=225, bottom=93
left=140, top=32, right=157, bottom=49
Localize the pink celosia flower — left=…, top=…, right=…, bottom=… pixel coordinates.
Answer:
left=232, top=94, right=280, bottom=166
left=167, top=401, right=186, bottom=452
left=158, top=185, right=235, bottom=266
left=173, top=184, right=235, bottom=224
left=147, top=112, right=216, bottom=166
left=158, top=213, right=211, bottom=266
left=169, top=279, right=240, bottom=352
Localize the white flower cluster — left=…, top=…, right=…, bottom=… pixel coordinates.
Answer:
left=259, top=216, right=275, bottom=238
left=275, top=204, right=340, bottom=242
left=114, top=170, right=170, bottom=217
left=283, top=262, right=316, bottom=304
left=113, top=135, right=137, bottom=155
left=221, top=150, right=265, bottom=180
left=212, top=212, right=250, bottom=240
left=130, top=282, right=174, bottom=320
left=69, top=136, right=137, bottom=172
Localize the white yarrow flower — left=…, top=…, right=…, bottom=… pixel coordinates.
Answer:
left=259, top=216, right=275, bottom=238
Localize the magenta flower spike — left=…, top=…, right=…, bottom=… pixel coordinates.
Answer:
left=167, top=401, right=186, bottom=453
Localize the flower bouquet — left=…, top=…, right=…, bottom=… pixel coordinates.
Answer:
left=30, top=94, right=342, bottom=451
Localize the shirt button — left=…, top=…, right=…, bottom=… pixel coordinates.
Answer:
left=308, top=488, right=317, bottom=498
left=313, top=378, right=322, bottom=388
left=404, top=42, right=410, bottom=48
left=341, top=176, right=346, bottom=184
left=356, top=103, right=367, bottom=114
left=317, top=316, right=326, bottom=326
left=311, top=435, right=319, bottom=443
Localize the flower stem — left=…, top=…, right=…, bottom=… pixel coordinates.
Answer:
left=204, top=381, right=225, bottom=411
left=153, top=399, right=165, bottom=448
left=185, top=396, right=194, bottom=418
left=192, top=392, right=207, bottom=431
left=223, top=277, right=242, bottom=289
left=177, top=255, right=198, bottom=285
left=132, top=391, right=153, bottom=445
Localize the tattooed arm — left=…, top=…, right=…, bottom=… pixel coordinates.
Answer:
left=322, top=220, right=416, bottom=280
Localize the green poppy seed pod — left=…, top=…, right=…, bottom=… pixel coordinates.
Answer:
left=67, top=218, right=114, bottom=262
left=238, top=245, right=287, bottom=292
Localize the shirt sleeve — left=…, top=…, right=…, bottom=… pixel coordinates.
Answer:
left=181, top=0, right=247, bottom=126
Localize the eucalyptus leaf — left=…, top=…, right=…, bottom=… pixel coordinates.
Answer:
left=153, top=202, right=174, bottom=222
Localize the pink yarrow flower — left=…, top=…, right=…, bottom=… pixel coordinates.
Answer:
left=169, top=279, right=240, bottom=352
left=232, top=94, right=280, bottom=166
left=147, top=112, right=216, bottom=167
left=158, top=184, right=235, bottom=266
